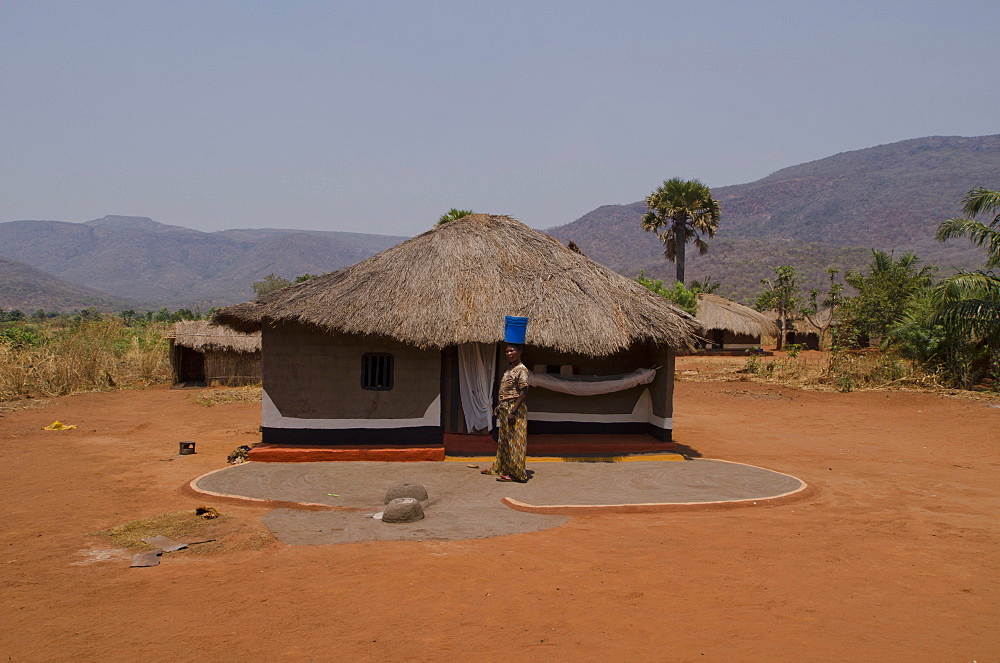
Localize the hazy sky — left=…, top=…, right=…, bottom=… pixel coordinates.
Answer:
left=2, top=1, right=998, bottom=236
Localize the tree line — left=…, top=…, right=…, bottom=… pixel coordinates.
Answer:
left=0, top=306, right=218, bottom=325
left=631, top=178, right=999, bottom=389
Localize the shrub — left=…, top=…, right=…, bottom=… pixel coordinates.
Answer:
left=635, top=272, right=698, bottom=315
left=0, top=319, right=172, bottom=400
left=785, top=343, right=805, bottom=359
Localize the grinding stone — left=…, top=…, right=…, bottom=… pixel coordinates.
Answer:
left=382, top=497, right=424, bottom=523
left=384, top=483, right=428, bottom=503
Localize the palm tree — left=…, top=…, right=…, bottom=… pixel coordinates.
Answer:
left=641, top=178, right=721, bottom=285
left=931, top=270, right=1000, bottom=348
left=437, top=208, right=475, bottom=226
left=935, top=186, right=1000, bottom=267
left=934, top=186, right=1000, bottom=352
left=690, top=277, right=721, bottom=294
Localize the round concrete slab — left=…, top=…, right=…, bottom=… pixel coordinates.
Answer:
left=191, top=459, right=808, bottom=545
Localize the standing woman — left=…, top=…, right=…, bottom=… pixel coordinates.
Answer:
left=483, top=343, right=529, bottom=482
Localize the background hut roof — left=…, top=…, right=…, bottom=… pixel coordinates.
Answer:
left=214, top=214, right=699, bottom=356
left=761, top=308, right=831, bottom=334
left=695, top=293, right=780, bottom=338
left=169, top=320, right=261, bottom=353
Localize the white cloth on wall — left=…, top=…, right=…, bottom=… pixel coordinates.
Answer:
left=527, top=368, right=657, bottom=396
left=458, top=342, right=497, bottom=432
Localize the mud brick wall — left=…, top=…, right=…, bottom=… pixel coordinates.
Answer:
left=264, top=323, right=439, bottom=420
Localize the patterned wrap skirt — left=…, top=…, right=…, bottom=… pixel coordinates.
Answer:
left=490, top=399, right=528, bottom=481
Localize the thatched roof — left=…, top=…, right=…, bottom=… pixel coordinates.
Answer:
left=169, top=320, right=261, bottom=353
left=761, top=308, right=832, bottom=334
left=213, top=214, right=699, bottom=356
left=695, top=293, right=780, bottom=338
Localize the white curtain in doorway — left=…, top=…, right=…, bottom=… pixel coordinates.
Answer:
left=458, top=342, right=497, bottom=432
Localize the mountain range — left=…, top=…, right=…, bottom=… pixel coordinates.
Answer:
left=0, top=216, right=405, bottom=310
left=1, top=134, right=996, bottom=311
left=547, top=134, right=999, bottom=301
left=0, top=256, right=134, bottom=312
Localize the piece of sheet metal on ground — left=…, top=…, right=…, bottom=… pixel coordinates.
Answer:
left=142, top=536, right=188, bottom=553
left=130, top=549, right=163, bottom=567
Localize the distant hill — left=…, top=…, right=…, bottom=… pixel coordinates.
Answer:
left=3, top=135, right=996, bottom=308
left=0, top=216, right=407, bottom=309
left=547, top=135, right=999, bottom=302
left=0, top=256, right=135, bottom=312
left=545, top=204, right=876, bottom=302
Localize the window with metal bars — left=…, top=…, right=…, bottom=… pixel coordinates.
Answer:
left=361, top=353, right=394, bottom=390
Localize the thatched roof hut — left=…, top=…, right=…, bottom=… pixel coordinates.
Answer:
left=761, top=309, right=832, bottom=349
left=213, top=215, right=699, bottom=453
left=168, top=321, right=261, bottom=386
left=696, top=293, right=779, bottom=342
left=170, top=320, right=261, bottom=353
left=215, top=214, right=699, bottom=355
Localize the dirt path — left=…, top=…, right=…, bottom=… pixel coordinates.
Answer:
left=1, top=375, right=997, bottom=662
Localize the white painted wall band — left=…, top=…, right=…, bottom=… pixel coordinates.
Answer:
left=527, top=389, right=672, bottom=429
left=263, top=390, right=441, bottom=429
left=263, top=388, right=673, bottom=431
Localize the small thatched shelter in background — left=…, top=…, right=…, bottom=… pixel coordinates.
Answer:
left=695, top=293, right=780, bottom=351
left=168, top=321, right=261, bottom=386
left=214, top=214, right=699, bottom=455
left=761, top=309, right=831, bottom=350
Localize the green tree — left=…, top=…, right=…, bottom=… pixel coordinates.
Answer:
left=840, top=250, right=935, bottom=346
left=31, top=309, right=46, bottom=321
left=932, top=186, right=1000, bottom=383
left=802, top=268, right=845, bottom=347
left=690, top=277, right=721, bottom=294
left=935, top=186, right=1000, bottom=267
left=933, top=185, right=1000, bottom=342
left=886, top=291, right=991, bottom=389
left=436, top=208, right=474, bottom=226
left=641, top=178, right=721, bottom=285
left=252, top=273, right=292, bottom=297
left=755, top=266, right=799, bottom=350
left=635, top=272, right=698, bottom=315
left=931, top=271, right=1000, bottom=347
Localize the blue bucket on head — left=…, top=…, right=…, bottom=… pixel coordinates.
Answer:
left=504, top=316, right=529, bottom=344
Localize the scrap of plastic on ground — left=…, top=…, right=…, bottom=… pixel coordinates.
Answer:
left=42, top=421, right=77, bottom=430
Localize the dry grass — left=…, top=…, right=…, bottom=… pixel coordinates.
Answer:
left=682, top=350, right=1000, bottom=401
left=0, top=319, right=171, bottom=401
left=92, top=509, right=272, bottom=555
left=0, top=397, right=52, bottom=414
left=93, top=510, right=229, bottom=548
left=737, top=350, right=922, bottom=392
left=190, top=385, right=263, bottom=407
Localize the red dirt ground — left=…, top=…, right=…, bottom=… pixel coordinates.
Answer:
left=1, top=364, right=998, bottom=662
